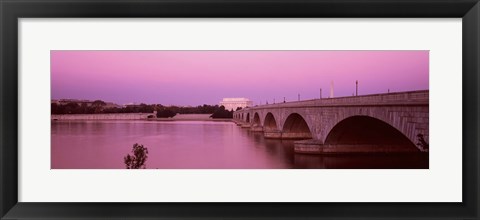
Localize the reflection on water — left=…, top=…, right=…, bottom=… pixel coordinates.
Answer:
left=293, top=154, right=428, bottom=169
left=51, top=120, right=428, bottom=169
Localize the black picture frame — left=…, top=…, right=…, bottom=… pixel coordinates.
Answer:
left=1, top=0, right=479, bottom=219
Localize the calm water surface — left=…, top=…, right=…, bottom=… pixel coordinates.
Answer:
left=51, top=120, right=428, bottom=169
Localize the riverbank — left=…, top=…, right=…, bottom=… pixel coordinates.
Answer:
left=147, top=118, right=233, bottom=122
left=51, top=112, right=155, bottom=120
left=149, top=113, right=232, bottom=122
left=52, top=113, right=234, bottom=122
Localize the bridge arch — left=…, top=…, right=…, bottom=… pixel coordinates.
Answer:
left=319, top=108, right=426, bottom=151
left=263, top=112, right=278, bottom=131
left=246, top=113, right=250, bottom=123
left=324, top=115, right=419, bottom=152
left=281, top=113, right=313, bottom=139
left=253, top=112, right=261, bottom=126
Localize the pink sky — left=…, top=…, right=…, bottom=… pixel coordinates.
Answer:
left=51, top=51, right=429, bottom=106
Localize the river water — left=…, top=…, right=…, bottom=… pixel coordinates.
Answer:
left=51, top=120, right=428, bottom=169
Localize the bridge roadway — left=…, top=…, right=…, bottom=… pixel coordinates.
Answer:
left=233, top=90, right=429, bottom=154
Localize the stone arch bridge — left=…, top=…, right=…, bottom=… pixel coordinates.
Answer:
left=233, top=90, right=428, bottom=154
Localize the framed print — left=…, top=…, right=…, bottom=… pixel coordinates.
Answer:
left=1, top=0, right=479, bottom=219
left=49, top=50, right=430, bottom=170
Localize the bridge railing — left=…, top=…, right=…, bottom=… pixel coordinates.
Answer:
left=237, top=90, right=428, bottom=112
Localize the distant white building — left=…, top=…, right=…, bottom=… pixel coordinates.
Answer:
left=220, top=98, right=253, bottom=111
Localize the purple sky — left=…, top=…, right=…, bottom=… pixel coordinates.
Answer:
left=51, top=51, right=429, bottom=106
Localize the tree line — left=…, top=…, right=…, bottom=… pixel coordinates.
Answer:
left=51, top=101, right=236, bottom=118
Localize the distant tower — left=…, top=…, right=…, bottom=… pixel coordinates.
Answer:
left=330, top=81, right=334, bottom=98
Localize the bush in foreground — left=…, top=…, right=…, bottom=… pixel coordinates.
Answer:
left=124, top=143, right=149, bottom=169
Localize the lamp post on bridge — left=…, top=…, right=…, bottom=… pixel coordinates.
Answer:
left=356, top=80, right=358, bottom=96
left=298, top=94, right=300, bottom=101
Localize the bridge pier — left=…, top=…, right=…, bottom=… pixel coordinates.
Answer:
left=250, top=125, right=264, bottom=132
left=281, top=132, right=312, bottom=140
left=294, top=139, right=420, bottom=154
left=264, top=130, right=282, bottom=139
left=263, top=131, right=311, bottom=139
left=240, top=123, right=251, bottom=128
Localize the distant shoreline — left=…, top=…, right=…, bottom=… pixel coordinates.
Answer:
left=51, top=118, right=234, bottom=122
left=147, top=118, right=233, bottom=122
left=51, top=113, right=233, bottom=122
